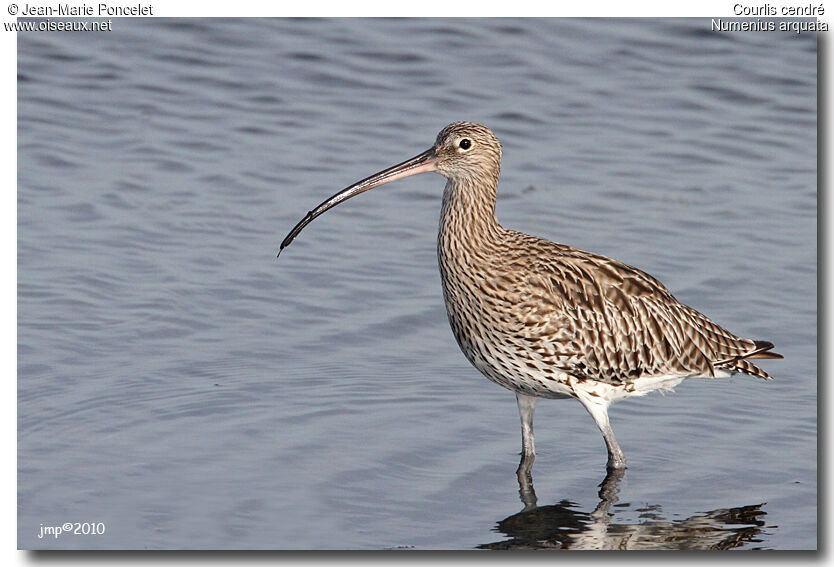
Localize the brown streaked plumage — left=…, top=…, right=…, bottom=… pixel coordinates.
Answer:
left=279, top=122, right=782, bottom=473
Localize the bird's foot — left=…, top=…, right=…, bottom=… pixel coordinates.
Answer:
left=606, top=456, right=627, bottom=471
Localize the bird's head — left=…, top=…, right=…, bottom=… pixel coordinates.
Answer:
left=278, top=122, right=501, bottom=254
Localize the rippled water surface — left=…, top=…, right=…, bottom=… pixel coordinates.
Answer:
left=18, top=18, right=816, bottom=549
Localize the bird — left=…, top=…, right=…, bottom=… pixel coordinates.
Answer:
left=278, top=122, right=782, bottom=473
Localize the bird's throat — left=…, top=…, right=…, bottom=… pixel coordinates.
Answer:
left=438, top=176, right=503, bottom=256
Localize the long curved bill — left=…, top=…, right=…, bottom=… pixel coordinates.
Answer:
left=278, top=147, right=438, bottom=256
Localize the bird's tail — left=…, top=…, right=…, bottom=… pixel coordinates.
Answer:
left=721, top=340, right=783, bottom=380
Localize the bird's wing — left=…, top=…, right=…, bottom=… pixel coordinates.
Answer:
left=509, top=242, right=775, bottom=382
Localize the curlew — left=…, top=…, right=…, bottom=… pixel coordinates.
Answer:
left=279, top=122, right=781, bottom=472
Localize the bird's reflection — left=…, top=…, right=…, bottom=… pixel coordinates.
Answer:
left=479, top=464, right=767, bottom=550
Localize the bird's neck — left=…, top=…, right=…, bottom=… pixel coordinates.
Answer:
left=438, top=175, right=504, bottom=258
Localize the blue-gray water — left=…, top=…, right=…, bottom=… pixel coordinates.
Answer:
left=18, top=18, right=816, bottom=550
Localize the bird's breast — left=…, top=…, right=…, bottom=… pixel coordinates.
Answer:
left=436, top=224, right=581, bottom=398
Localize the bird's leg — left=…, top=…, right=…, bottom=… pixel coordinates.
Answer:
left=576, top=394, right=626, bottom=471
left=515, top=393, right=537, bottom=476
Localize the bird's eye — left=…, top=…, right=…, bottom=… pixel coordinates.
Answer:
left=458, top=138, right=472, bottom=150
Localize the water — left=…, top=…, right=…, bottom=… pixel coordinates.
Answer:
left=18, top=18, right=816, bottom=550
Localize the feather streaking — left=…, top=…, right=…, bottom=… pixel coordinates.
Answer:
left=279, top=121, right=782, bottom=472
